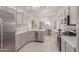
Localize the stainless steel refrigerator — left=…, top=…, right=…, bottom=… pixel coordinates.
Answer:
left=0, top=10, right=16, bottom=52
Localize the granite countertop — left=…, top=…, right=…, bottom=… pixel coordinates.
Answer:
left=61, top=36, right=77, bottom=48
left=15, top=29, right=45, bottom=35
left=53, top=29, right=58, bottom=33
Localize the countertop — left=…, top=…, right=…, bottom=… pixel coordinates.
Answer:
left=15, top=29, right=45, bottom=35
left=53, top=29, right=58, bottom=33
left=61, top=36, right=77, bottom=48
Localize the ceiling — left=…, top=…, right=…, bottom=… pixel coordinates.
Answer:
left=15, top=6, right=64, bottom=16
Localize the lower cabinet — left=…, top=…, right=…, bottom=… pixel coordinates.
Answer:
left=65, top=43, right=76, bottom=52
left=61, top=38, right=76, bottom=52
left=15, top=31, right=35, bottom=51
left=21, top=32, right=27, bottom=47
left=61, top=38, right=66, bottom=52
left=53, top=31, right=57, bottom=43
left=15, top=34, right=21, bottom=50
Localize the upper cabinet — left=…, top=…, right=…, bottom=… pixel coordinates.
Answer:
left=0, top=6, right=7, bottom=11
left=0, top=6, right=15, bottom=21
left=70, top=6, right=78, bottom=24
left=16, top=11, right=23, bottom=25
left=6, top=7, right=17, bottom=21
left=57, top=6, right=79, bottom=25
left=23, top=14, right=27, bottom=25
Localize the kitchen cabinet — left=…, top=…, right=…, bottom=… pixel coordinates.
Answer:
left=15, top=34, right=21, bottom=51
left=61, top=36, right=76, bottom=52
left=21, top=33, right=25, bottom=46
left=69, top=7, right=78, bottom=24
left=61, top=38, right=66, bottom=52
left=53, top=31, right=57, bottom=43
left=21, top=32, right=28, bottom=47
left=65, top=42, right=76, bottom=52
left=23, top=15, right=27, bottom=25
left=15, top=31, right=36, bottom=51
left=16, top=12, right=23, bottom=24
left=0, top=6, right=7, bottom=11
left=6, top=7, right=16, bottom=21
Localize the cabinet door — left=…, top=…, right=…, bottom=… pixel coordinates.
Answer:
left=66, top=43, right=76, bottom=52
left=6, top=7, right=16, bottom=21
left=23, top=15, right=27, bottom=25
left=16, top=12, right=23, bottom=24
left=21, top=32, right=27, bottom=46
left=15, top=34, right=21, bottom=50
left=70, top=7, right=78, bottom=24
left=53, top=31, right=57, bottom=43
left=21, top=33, right=24, bottom=46
left=76, top=29, right=79, bottom=51
left=61, top=38, right=66, bottom=52
left=0, top=6, right=7, bottom=11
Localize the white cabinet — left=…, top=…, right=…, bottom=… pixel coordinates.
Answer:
left=65, top=42, right=76, bottom=52
left=16, top=12, right=23, bottom=24
left=21, top=33, right=25, bottom=46
left=61, top=38, right=66, bottom=52
left=15, top=34, right=21, bottom=50
left=0, top=6, right=7, bottom=11
left=70, top=7, right=78, bottom=24
left=21, top=32, right=27, bottom=46
left=23, top=15, right=27, bottom=25
left=6, top=7, right=17, bottom=21
left=61, top=37, right=76, bottom=52
left=53, top=31, right=57, bottom=43
left=15, top=31, right=35, bottom=51
left=76, top=29, right=79, bottom=51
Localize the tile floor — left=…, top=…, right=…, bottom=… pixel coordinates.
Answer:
left=19, top=35, right=58, bottom=52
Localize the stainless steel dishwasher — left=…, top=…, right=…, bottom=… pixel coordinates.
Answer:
left=35, top=31, right=44, bottom=42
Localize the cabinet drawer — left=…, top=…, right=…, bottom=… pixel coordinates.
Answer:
left=15, top=34, right=21, bottom=39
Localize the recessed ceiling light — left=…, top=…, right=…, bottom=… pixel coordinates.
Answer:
left=32, top=6, right=40, bottom=10
left=26, top=7, right=31, bottom=10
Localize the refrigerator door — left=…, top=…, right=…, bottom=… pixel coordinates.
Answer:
left=2, top=20, right=16, bottom=51
left=0, top=10, right=16, bottom=51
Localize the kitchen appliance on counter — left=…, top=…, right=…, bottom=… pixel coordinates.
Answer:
left=0, top=10, right=16, bottom=52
